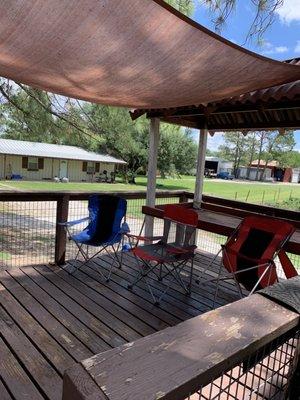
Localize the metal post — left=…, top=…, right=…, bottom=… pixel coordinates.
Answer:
left=145, top=117, right=160, bottom=237
left=194, top=127, right=208, bottom=209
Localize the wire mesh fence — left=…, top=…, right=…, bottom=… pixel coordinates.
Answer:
left=0, top=194, right=183, bottom=269
left=185, top=327, right=299, bottom=400
left=0, top=192, right=299, bottom=276
left=208, top=187, right=299, bottom=210
left=0, top=199, right=56, bottom=269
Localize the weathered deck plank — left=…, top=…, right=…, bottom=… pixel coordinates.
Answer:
left=0, top=379, right=14, bottom=400
left=0, top=337, right=44, bottom=400
left=0, top=270, right=93, bottom=362
left=0, top=305, right=62, bottom=400
left=0, top=282, right=74, bottom=374
left=0, top=251, right=241, bottom=399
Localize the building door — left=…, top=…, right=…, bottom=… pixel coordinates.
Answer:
left=59, top=160, right=68, bottom=179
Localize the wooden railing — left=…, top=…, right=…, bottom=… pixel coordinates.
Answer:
left=0, top=190, right=186, bottom=267
left=62, top=280, right=300, bottom=400
left=0, top=189, right=299, bottom=268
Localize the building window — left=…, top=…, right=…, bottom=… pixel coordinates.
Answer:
left=28, top=157, right=39, bottom=171
left=82, top=161, right=100, bottom=174
left=87, top=161, right=95, bottom=174
left=22, top=156, right=44, bottom=171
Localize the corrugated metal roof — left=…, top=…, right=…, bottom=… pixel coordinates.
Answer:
left=251, top=159, right=279, bottom=167
left=0, top=139, right=126, bottom=164
left=213, top=58, right=300, bottom=107
left=133, top=59, right=300, bottom=131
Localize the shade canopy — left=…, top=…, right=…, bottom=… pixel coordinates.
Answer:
left=0, top=0, right=299, bottom=109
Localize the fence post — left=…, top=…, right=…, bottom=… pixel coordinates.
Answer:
left=179, top=192, right=188, bottom=204
left=245, top=189, right=250, bottom=202
left=55, top=194, right=70, bottom=266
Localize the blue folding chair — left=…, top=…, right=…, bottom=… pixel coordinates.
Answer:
left=60, top=195, right=129, bottom=280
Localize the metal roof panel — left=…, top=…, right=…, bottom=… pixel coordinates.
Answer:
left=0, top=139, right=126, bottom=164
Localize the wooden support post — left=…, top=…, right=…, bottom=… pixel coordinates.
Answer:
left=145, top=117, right=160, bottom=237
left=194, top=127, right=208, bottom=209
left=179, top=192, right=188, bottom=204
left=55, top=194, right=70, bottom=266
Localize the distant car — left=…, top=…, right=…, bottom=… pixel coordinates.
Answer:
left=204, top=169, right=217, bottom=178
left=217, top=171, right=234, bottom=180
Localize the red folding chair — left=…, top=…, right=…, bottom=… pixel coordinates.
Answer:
left=126, top=205, right=198, bottom=305
left=196, top=215, right=297, bottom=306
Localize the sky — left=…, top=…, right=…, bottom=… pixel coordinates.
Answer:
left=190, top=0, right=300, bottom=151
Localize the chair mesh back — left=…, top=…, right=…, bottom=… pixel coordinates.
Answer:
left=86, top=195, right=127, bottom=245
left=223, top=216, right=295, bottom=291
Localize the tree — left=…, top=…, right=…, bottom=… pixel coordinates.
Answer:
left=218, top=132, right=248, bottom=177
left=245, top=132, right=259, bottom=179
left=255, top=132, right=267, bottom=180
left=166, top=0, right=195, bottom=16
left=158, top=126, right=198, bottom=178
left=279, top=151, right=300, bottom=168
left=166, top=0, right=284, bottom=41
left=217, top=131, right=296, bottom=180
left=0, top=83, right=198, bottom=182
left=259, top=131, right=295, bottom=180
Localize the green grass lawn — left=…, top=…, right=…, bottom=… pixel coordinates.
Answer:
left=1, top=176, right=299, bottom=207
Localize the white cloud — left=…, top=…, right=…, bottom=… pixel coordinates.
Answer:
left=295, top=40, right=300, bottom=53
left=207, top=133, right=225, bottom=150
left=274, top=46, right=289, bottom=53
left=263, top=43, right=289, bottom=55
left=276, top=0, right=300, bottom=24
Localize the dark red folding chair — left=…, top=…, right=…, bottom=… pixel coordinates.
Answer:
left=196, top=215, right=297, bottom=306
left=126, top=205, right=198, bottom=305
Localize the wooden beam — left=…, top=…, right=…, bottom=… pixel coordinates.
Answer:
left=63, top=293, right=299, bottom=400
left=145, top=117, right=160, bottom=236
left=194, top=127, right=208, bottom=209
left=63, top=364, right=108, bottom=400
left=146, top=100, right=300, bottom=119
left=161, top=114, right=300, bottom=131
left=55, top=194, right=70, bottom=266
left=142, top=203, right=300, bottom=255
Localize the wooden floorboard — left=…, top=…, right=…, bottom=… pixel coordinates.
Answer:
left=0, top=250, right=242, bottom=400
left=0, top=379, right=14, bottom=400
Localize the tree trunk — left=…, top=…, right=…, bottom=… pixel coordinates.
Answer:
left=246, top=135, right=256, bottom=179
left=255, top=133, right=265, bottom=181
left=233, top=134, right=241, bottom=178
left=260, top=134, right=278, bottom=181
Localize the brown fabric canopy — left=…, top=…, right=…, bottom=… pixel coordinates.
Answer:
left=0, top=0, right=299, bottom=109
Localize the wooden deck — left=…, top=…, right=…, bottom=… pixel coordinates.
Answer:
left=0, top=251, right=243, bottom=400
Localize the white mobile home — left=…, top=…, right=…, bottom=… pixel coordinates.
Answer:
left=0, top=139, right=126, bottom=182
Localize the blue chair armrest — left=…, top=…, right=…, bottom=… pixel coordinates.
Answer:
left=58, top=217, right=90, bottom=227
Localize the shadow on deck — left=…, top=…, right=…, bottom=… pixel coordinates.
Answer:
left=0, top=250, right=243, bottom=400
